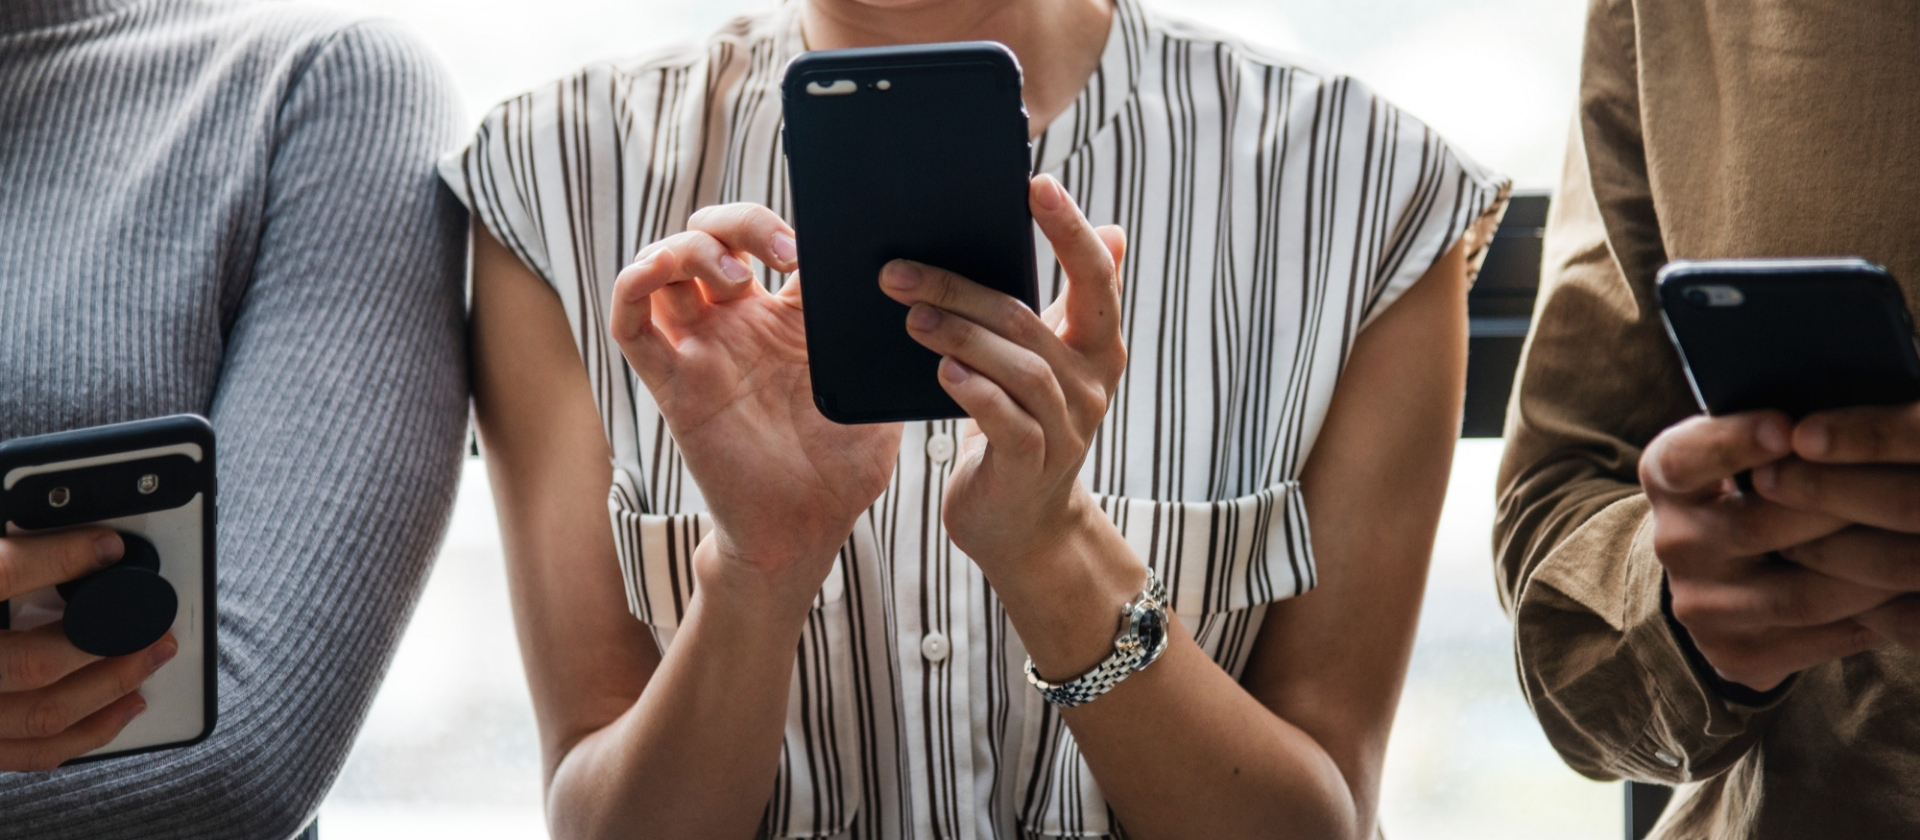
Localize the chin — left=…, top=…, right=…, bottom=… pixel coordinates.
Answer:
left=823, top=0, right=969, bottom=14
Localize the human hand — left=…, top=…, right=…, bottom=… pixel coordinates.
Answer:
left=609, top=204, right=901, bottom=605
left=0, top=529, right=176, bottom=771
left=1751, top=401, right=1920, bottom=649
left=1643, top=412, right=1899, bottom=692
left=877, top=175, right=1127, bottom=577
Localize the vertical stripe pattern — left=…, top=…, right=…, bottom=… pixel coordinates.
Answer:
left=442, top=3, right=1507, bottom=837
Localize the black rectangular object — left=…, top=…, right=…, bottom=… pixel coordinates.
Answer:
left=782, top=41, right=1038, bottom=424
left=1462, top=190, right=1549, bottom=438
left=1657, top=258, right=1920, bottom=418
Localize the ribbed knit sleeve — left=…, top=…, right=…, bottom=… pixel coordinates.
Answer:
left=0, top=17, right=468, bottom=840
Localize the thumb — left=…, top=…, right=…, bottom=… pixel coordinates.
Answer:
left=0, top=528, right=120, bottom=600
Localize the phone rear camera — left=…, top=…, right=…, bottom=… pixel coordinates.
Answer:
left=137, top=474, right=159, bottom=494
left=48, top=487, right=70, bottom=508
left=876, top=79, right=891, bottom=91
left=1683, top=284, right=1746, bottom=307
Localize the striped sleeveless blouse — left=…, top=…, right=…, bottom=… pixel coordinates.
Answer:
left=441, top=1, right=1507, bottom=836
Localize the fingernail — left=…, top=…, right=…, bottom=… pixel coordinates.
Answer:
left=1797, top=421, right=1830, bottom=458
left=1035, top=176, right=1066, bottom=211
left=772, top=233, right=797, bottom=266
left=1755, top=416, right=1790, bottom=454
left=882, top=261, right=923, bottom=290
left=719, top=254, right=752, bottom=283
left=940, top=357, right=971, bottom=383
left=908, top=305, right=942, bottom=330
left=125, top=697, right=148, bottom=722
left=1751, top=463, right=1776, bottom=494
left=94, top=533, right=123, bottom=567
left=148, top=639, right=178, bottom=670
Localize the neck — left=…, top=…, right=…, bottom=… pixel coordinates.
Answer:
left=801, top=0, right=1113, bottom=137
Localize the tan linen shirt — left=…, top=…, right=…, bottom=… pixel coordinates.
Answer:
left=1496, top=1, right=1920, bottom=838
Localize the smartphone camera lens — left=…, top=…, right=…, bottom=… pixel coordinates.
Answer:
left=48, top=486, right=70, bottom=508
left=1685, top=284, right=1746, bottom=307
left=138, top=473, right=159, bottom=494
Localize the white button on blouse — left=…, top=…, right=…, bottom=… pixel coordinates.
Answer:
left=925, top=432, right=955, bottom=464
left=920, top=631, right=951, bottom=663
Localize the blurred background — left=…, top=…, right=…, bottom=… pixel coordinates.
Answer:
left=316, top=0, right=1609, bottom=837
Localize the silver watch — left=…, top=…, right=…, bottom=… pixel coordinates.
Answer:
left=1024, top=568, right=1170, bottom=708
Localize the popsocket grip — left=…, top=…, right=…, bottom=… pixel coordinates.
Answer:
left=60, top=532, right=178, bottom=657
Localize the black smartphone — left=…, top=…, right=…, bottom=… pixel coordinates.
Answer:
left=0, top=415, right=217, bottom=763
left=781, top=41, right=1039, bottom=424
left=1657, top=258, right=1920, bottom=418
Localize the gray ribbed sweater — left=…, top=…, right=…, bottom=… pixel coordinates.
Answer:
left=0, top=1, right=467, bottom=837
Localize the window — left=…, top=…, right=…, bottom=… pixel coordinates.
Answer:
left=318, top=1, right=1610, bottom=836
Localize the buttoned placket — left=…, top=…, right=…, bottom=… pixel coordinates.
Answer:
left=893, top=420, right=980, bottom=840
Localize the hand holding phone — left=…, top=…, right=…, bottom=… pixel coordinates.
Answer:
left=1, top=415, right=215, bottom=767
left=0, top=529, right=176, bottom=770
left=1645, top=259, right=1920, bottom=693
left=876, top=175, right=1127, bottom=584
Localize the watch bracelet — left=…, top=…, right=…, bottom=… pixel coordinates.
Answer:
left=1023, top=567, right=1167, bottom=708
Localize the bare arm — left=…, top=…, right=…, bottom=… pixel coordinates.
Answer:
left=884, top=184, right=1468, bottom=838
left=471, top=214, right=892, bottom=840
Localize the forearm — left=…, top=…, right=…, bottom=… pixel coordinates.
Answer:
left=988, top=512, right=1362, bottom=840
left=1510, top=492, right=1783, bottom=782
left=546, top=539, right=817, bottom=840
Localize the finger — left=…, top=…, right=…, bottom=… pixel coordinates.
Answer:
left=1651, top=492, right=1846, bottom=572
left=641, top=228, right=760, bottom=305
left=879, top=260, right=1066, bottom=369
left=1641, top=412, right=1793, bottom=498
left=1782, top=527, right=1920, bottom=590
left=0, top=634, right=174, bottom=740
left=1669, top=564, right=1898, bottom=630
left=1031, top=176, right=1126, bottom=357
left=1794, top=401, right=1920, bottom=464
left=0, top=529, right=120, bottom=601
left=685, top=202, right=798, bottom=275
left=609, top=249, right=680, bottom=387
left=1039, top=293, right=1067, bottom=332
left=0, top=693, right=146, bottom=772
left=777, top=270, right=804, bottom=303
left=1687, top=619, right=1884, bottom=692
left=0, top=623, right=102, bottom=693
left=937, top=357, right=1046, bottom=473
left=907, top=305, right=1072, bottom=436
left=1754, top=459, right=1920, bottom=533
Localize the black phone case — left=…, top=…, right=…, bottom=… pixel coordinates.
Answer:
left=782, top=42, right=1038, bottom=424
left=1657, top=258, right=1920, bottom=417
left=0, top=415, right=218, bottom=764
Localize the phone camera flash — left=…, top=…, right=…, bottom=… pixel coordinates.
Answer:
left=138, top=474, right=160, bottom=495
left=877, top=79, right=891, bottom=90
left=49, top=487, right=70, bottom=508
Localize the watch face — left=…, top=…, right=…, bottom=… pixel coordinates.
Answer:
left=1136, top=606, right=1166, bottom=655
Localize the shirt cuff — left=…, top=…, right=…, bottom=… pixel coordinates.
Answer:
left=1659, top=572, right=1797, bottom=708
